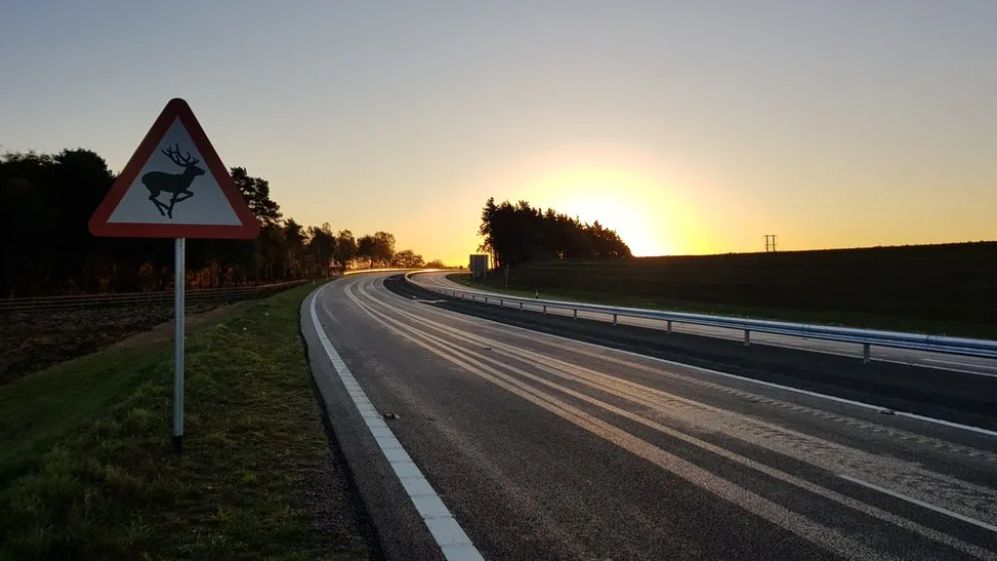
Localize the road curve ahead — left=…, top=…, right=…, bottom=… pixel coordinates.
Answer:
left=301, top=273, right=997, bottom=561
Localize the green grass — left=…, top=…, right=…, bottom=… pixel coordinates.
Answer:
left=0, top=283, right=368, bottom=561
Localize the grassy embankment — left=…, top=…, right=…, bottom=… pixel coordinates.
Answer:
left=0, top=283, right=368, bottom=560
left=452, top=242, right=997, bottom=339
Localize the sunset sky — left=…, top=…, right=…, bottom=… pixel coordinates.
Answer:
left=3, top=1, right=995, bottom=263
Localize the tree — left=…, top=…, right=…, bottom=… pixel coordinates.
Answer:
left=372, top=231, right=396, bottom=266
left=283, top=218, right=306, bottom=278
left=306, top=223, right=336, bottom=277
left=587, top=220, right=632, bottom=259
left=333, top=230, right=357, bottom=270
left=356, top=235, right=377, bottom=268
left=0, top=176, right=49, bottom=296
left=255, top=223, right=287, bottom=281
left=477, top=197, right=631, bottom=267
left=231, top=167, right=281, bottom=225
left=392, top=250, right=424, bottom=268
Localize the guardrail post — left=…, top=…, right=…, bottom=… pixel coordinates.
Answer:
left=863, top=343, right=871, bottom=364
left=666, top=320, right=672, bottom=333
left=499, top=298, right=503, bottom=307
left=543, top=305, right=547, bottom=315
left=573, top=308, right=578, bottom=319
left=744, top=330, right=750, bottom=347
left=612, top=313, right=618, bottom=325
left=519, top=302, right=523, bottom=311
left=484, top=296, right=488, bottom=304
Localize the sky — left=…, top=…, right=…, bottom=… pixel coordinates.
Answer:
left=2, top=1, right=996, bottom=263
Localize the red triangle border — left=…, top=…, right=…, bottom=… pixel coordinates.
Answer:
left=89, top=98, right=260, bottom=239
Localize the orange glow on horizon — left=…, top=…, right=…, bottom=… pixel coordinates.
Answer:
left=505, top=158, right=718, bottom=257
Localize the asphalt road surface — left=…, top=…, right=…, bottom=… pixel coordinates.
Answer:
left=301, top=272, right=997, bottom=561
left=412, top=271, right=997, bottom=378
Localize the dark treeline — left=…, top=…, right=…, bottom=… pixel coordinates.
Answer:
left=478, top=197, right=632, bottom=268
left=0, top=149, right=433, bottom=297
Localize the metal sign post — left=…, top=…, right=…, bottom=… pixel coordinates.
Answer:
left=173, top=237, right=186, bottom=453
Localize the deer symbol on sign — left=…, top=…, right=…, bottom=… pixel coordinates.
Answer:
left=141, top=144, right=205, bottom=219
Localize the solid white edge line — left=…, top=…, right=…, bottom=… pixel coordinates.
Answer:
left=922, top=357, right=997, bottom=372
left=871, top=359, right=997, bottom=379
left=409, top=274, right=997, bottom=440
left=308, top=283, right=486, bottom=561
left=838, top=474, right=997, bottom=534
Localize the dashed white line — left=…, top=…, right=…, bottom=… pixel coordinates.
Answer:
left=308, top=285, right=485, bottom=561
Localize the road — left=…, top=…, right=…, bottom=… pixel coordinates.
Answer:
left=301, top=272, right=997, bottom=561
left=412, top=271, right=997, bottom=378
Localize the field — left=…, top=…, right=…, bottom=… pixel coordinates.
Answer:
left=0, top=303, right=220, bottom=384
left=458, top=242, right=997, bottom=339
left=0, top=283, right=369, bottom=560
left=0, top=281, right=312, bottom=385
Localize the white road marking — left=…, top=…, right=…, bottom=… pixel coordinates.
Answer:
left=347, top=286, right=901, bottom=561
left=867, top=358, right=997, bottom=379
left=839, top=474, right=997, bottom=534
left=923, top=358, right=997, bottom=371
left=353, top=283, right=997, bottom=558
left=360, top=284, right=997, bottom=520
left=308, top=285, right=485, bottom=561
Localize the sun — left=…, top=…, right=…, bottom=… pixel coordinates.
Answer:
left=520, top=166, right=679, bottom=256
left=556, top=195, right=660, bottom=256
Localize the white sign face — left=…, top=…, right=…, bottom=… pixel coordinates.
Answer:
left=107, top=118, right=241, bottom=225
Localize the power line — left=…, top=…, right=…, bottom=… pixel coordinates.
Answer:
left=764, top=234, right=777, bottom=252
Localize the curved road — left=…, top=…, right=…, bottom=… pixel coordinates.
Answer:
left=301, top=272, right=997, bottom=561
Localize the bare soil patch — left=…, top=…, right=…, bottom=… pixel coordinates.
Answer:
left=1, top=302, right=217, bottom=383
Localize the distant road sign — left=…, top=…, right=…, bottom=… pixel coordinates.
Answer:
left=89, top=98, right=259, bottom=239
left=469, top=254, right=489, bottom=279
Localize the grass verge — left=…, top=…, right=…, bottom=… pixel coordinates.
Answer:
left=448, top=273, right=997, bottom=339
left=0, top=283, right=369, bottom=560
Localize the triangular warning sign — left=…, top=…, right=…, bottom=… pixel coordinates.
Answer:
left=89, top=98, right=260, bottom=239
